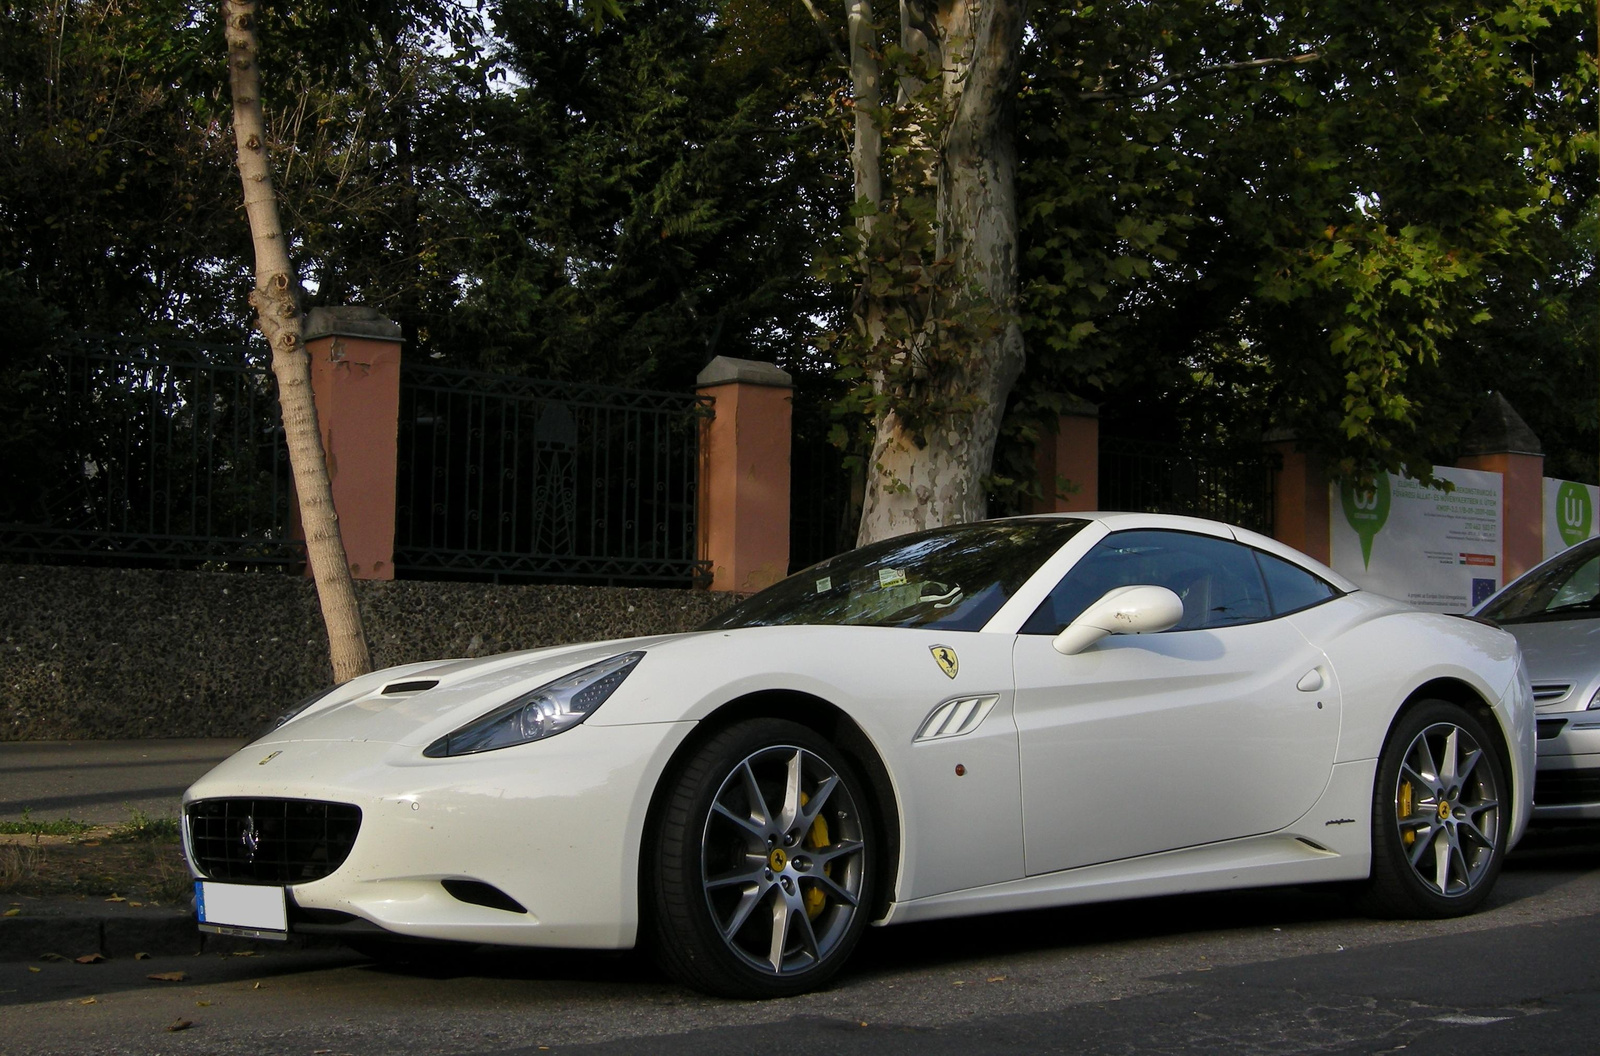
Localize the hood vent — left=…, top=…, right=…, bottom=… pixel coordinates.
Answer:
left=381, top=679, right=440, bottom=695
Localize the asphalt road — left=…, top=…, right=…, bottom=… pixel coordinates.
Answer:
left=0, top=740, right=244, bottom=825
left=4, top=826, right=1598, bottom=1056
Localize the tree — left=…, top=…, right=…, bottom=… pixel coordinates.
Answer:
left=1013, top=1, right=1597, bottom=487
left=222, top=0, right=369, bottom=682
left=815, top=1, right=1028, bottom=544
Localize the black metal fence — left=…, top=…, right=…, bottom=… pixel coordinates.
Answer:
left=393, top=365, right=709, bottom=585
left=1099, top=436, right=1278, bottom=535
left=0, top=336, right=300, bottom=567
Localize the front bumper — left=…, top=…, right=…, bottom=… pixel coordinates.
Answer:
left=183, top=719, right=696, bottom=949
left=1533, top=712, right=1600, bottom=820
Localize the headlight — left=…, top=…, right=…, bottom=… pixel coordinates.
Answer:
left=423, top=651, right=645, bottom=758
left=264, top=684, right=340, bottom=736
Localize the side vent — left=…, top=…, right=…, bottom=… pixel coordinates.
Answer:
left=914, top=695, right=1000, bottom=743
left=441, top=879, right=527, bottom=914
left=382, top=680, right=440, bottom=695
left=1531, top=682, right=1573, bottom=705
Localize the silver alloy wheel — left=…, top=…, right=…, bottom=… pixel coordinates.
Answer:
left=1392, top=720, right=1501, bottom=897
left=700, top=744, right=867, bottom=976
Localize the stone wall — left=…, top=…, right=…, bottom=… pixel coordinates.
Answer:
left=0, top=566, right=740, bottom=740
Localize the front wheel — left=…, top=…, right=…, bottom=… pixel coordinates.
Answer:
left=648, top=720, right=875, bottom=998
left=1356, top=700, right=1508, bottom=918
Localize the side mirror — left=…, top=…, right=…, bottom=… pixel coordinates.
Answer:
left=1052, top=584, right=1184, bottom=656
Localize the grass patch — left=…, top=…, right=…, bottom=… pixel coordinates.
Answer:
left=0, top=810, right=92, bottom=837
left=110, top=808, right=180, bottom=842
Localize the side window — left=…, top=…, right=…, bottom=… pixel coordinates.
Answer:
left=1255, top=551, right=1337, bottom=615
left=1021, top=530, right=1272, bottom=634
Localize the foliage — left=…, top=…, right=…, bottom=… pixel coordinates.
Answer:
left=0, top=810, right=92, bottom=837
left=111, top=808, right=181, bottom=842
left=1, top=0, right=1593, bottom=497
left=1013, top=0, right=1597, bottom=489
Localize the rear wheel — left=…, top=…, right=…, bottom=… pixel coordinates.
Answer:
left=649, top=719, right=874, bottom=997
left=1357, top=700, right=1507, bottom=918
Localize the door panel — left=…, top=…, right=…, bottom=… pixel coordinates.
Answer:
left=1013, top=621, right=1341, bottom=874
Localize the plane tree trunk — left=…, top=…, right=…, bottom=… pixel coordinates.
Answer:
left=843, top=1, right=1027, bottom=545
left=223, top=0, right=371, bottom=683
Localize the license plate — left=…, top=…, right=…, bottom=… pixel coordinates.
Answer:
left=195, top=881, right=288, bottom=936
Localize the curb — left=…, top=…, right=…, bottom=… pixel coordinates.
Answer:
left=0, top=901, right=320, bottom=962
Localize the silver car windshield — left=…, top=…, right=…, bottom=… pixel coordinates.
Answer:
left=1480, top=539, right=1600, bottom=624
left=702, top=519, right=1089, bottom=632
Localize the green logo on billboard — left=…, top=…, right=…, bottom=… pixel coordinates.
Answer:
left=1557, top=481, right=1593, bottom=548
left=1340, top=475, right=1391, bottom=570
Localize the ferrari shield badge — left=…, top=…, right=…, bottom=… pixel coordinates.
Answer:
left=930, top=644, right=959, bottom=679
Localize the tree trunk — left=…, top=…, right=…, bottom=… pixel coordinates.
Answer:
left=854, top=0, right=1026, bottom=544
left=223, top=0, right=372, bottom=683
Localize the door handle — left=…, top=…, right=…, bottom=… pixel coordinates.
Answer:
left=1296, top=668, right=1326, bottom=693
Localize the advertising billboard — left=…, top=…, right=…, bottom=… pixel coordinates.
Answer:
left=1330, top=466, right=1503, bottom=613
left=1544, top=477, right=1600, bottom=560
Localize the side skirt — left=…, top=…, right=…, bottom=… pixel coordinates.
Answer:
left=879, top=759, right=1377, bottom=926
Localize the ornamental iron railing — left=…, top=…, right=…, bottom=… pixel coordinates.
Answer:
left=0, top=336, right=300, bottom=567
left=394, top=365, right=709, bottom=585
left=1099, top=436, right=1278, bottom=536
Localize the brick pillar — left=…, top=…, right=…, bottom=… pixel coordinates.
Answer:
left=1031, top=400, right=1099, bottom=512
left=296, top=307, right=403, bottom=581
left=1267, top=432, right=1331, bottom=565
left=1456, top=392, right=1544, bottom=582
left=697, top=357, right=793, bottom=592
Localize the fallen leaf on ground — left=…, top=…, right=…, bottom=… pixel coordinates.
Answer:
left=79, top=997, right=97, bottom=1005
left=104, top=895, right=125, bottom=903
left=75, top=954, right=105, bottom=964
left=147, top=971, right=186, bottom=983
left=196, top=1001, right=211, bottom=1007
left=167, top=1018, right=192, bottom=1032
left=27, top=967, right=39, bottom=974
left=987, top=975, right=1007, bottom=983
left=39, top=953, right=69, bottom=962
left=128, top=901, right=143, bottom=908
left=230, top=950, right=256, bottom=957
left=2, top=909, right=18, bottom=917
left=133, top=952, right=150, bottom=960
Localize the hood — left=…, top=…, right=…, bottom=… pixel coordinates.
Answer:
left=1500, top=616, right=1600, bottom=711
left=260, top=632, right=697, bottom=748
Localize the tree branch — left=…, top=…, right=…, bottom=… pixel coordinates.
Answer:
left=1078, top=52, right=1322, bottom=102
left=797, top=0, right=848, bottom=68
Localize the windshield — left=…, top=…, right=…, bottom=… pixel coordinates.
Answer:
left=702, top=519, right=1089, bottom=632
left=1479, top=539, right=1600, bottom=624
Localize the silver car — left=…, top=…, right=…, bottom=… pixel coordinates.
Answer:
left=1473, top=537, right=1600, bottom=820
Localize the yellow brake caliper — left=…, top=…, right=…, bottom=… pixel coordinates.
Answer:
left=1399, top=780, right=1415, bottom=845
left=800, top=792, right=831, bottom=919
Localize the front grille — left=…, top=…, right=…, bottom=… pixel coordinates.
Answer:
left=187, top=798, right=362, bottom=884
left=1534, top=769, right=1600, bottom=807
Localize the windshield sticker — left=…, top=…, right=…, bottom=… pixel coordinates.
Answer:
left=878, top=567, right=907, bottom=588
left=815, top=576, right=832, bottom=594
left=930, top=645, right=959, bottom=679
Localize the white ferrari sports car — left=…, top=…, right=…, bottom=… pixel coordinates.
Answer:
left=184, top=513, right=1534, bottom=997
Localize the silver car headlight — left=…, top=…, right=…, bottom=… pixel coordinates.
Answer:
left=423, top=651, right=645, bottom=758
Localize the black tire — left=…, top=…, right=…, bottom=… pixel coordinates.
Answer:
left=648, top=719, right=875, bottom=998
left=1355, top=699, right=1508, bottom=918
